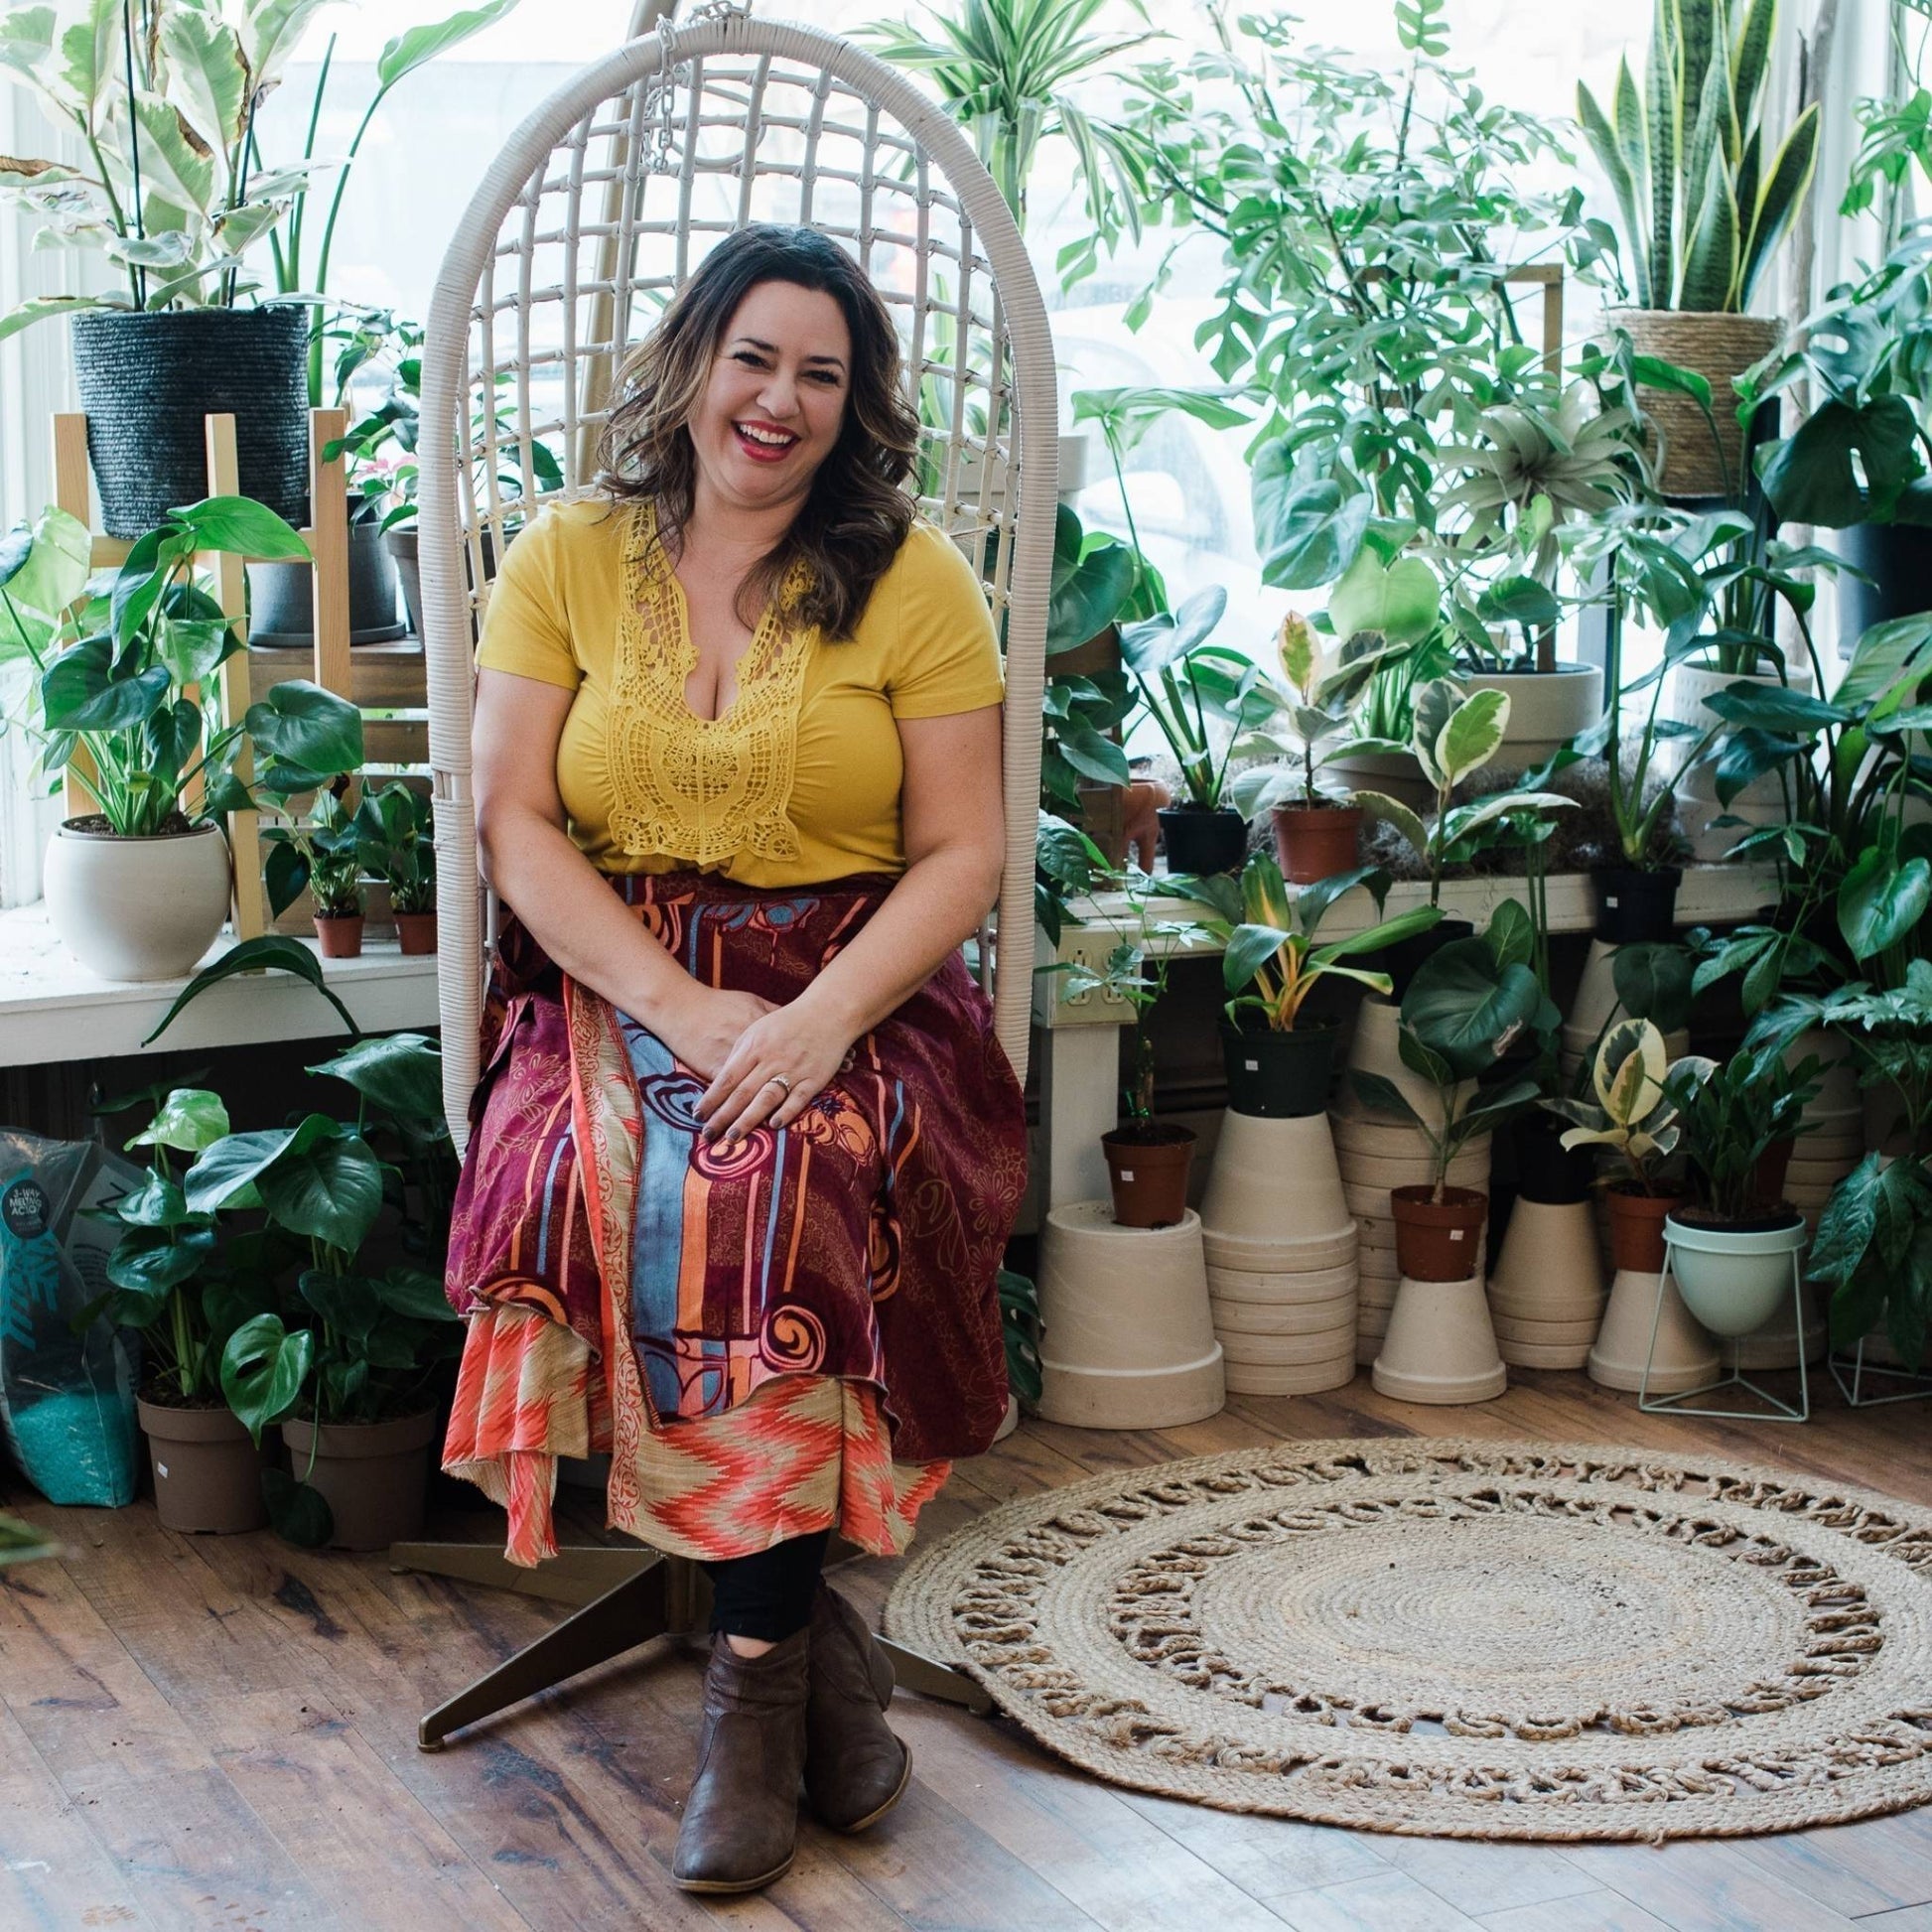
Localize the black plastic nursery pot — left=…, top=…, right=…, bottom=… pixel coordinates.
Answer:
left=1590, top=865, right=1682, bottom=943
left=1380, top=917, right=1474, bottom=998
left=1219, top=1018, right=1338, bottom=1119
left=249, top=519, right=406, bottom=644
left=70, top=307, right=311, bottom=537
left=1158, top=805, right=1249, bottom=877
left=1837, top=522, right=1932, bottom=656
left=1510, top=1111, right=1596, bottom=1205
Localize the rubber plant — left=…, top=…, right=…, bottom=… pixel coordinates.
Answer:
left=1353, top=679, right=1575, bottom=905
left=1545, top=1018, right=1684, bottom=1193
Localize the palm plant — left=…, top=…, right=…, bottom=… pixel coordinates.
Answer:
left=857, top=0, right=1156, bottom=266
left=1576, top=0, right=1820, bottom=314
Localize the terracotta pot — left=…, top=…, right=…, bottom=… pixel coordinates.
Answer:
left=1102, top=1124, right=1195, bottom=1228
left=1373, top=1272, right=1507, bottom=1404
left=1270, top=802, right=1362, bottom=885
left=314, top=911, right=364, bottom=958
left=137, top=1397, right=266, bottom=1534
left=1604, top=1186, right=1684, bottom=1273
left=394, top=911, right=438, bottom=955
left=44, top=817, right=231, bottom=981
left=1075, top=783, right=1129, bottom=871
left=1390, top=1185, right=1487, bottom=1282
left=279, top=1411, right=439, bottom=1550
left=1035, top=1201, right=1224, bottom=1428
left=1122, top=778, right=1170, bottom=873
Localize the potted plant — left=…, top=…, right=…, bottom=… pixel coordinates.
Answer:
left=1577, top=0, right=1820, bottom=498
left=186, top=1034, right=462, bottom=1550
left=1656, top=1043, right=1820, bottom=1337
left=1227, top=612, right=1393, bottom=883
left=1118, top=588, right=1273, bottom=876
left=262, top=785, right=366, bottom=958
left=356, top=779, right=436, bottom=953
left=1166, top=856, right=1442, bottom=1119
left=1549, top=1019, right=1687, bottom=1266
left=0, top=0, right=520, bottom=534
left=1, top=498, right=364, bottom=979
left=1049, top=865, right=1214, bottom=1226
left=1352, top=679, right=1574, bottom=982
left=1349, top=918, right=1545, bottom=1280
left=84, top=1086, right=281, bottom=1533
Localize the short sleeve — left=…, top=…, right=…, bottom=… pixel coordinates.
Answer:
left=474, top=506, right=581, bottom=691
left=887, top=523, right=1006, bottom=720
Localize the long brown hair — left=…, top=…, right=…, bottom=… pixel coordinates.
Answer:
left=596, top=224, right=919, bottom=640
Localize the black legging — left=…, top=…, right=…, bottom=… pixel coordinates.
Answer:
left=699, top=1529, right=830, bottom=1641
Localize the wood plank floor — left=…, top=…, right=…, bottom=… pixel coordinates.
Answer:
left=4, top=1368, right=1931, bottom=1932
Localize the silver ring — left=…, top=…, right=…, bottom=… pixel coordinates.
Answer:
left=764, top=1074, right=792, bottom=1096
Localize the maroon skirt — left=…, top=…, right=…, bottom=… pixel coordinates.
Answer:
left=444, top=869, right=1029, bottom=1463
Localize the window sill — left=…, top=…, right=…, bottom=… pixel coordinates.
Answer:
left=0, top=903, right=441, bottom=1067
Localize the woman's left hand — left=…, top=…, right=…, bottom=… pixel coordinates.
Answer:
left=695, top=996, right=862, bottom=1144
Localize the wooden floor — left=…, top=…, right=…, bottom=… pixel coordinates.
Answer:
left=4, top=1369, right=1932, bottom=1932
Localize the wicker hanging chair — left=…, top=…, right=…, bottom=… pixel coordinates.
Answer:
left=391, top=2, right=1056, bottom=1746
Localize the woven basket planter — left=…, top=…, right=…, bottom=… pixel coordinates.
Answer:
left=1606, top=309, right=1783, bottom=500
left=70, top=307, right=311, bottom=538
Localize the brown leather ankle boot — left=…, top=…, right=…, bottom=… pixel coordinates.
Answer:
left=804, top=1583, right=911, bottom=1833
left=671, top=1626, right=810, bottom=1893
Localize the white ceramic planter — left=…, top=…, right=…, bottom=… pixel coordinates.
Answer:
left=1664, top=1214, right=1807, bottom=1337
left=1373, top=1275, right=1507, bottom=1404
left=1205, top=1260, right=1358, bottom=1305
left=1587, top=1268, right=1720, bottom=1394
left=1346, top=1000, right=1474, bottom=1127
left=1219, top=1323, right=1357, bottom=1366
left=1202, top=1223, right=1358, bottom=1274
left=1201, top=1112, right=1350, bottom=1245
left=1035, top=1201, right=1225, bottom=1429
left=1461, top=665, right=1604, bottom=766
left=1488, top=1200, right=1604, bottom=1367
left=1224, top=1355, right=1357, bottom=1396
left=43, top=818, right=230, bottom=981
left=1562, top=941, right=1691, bottom=1077
left=1209, top=1291, right=1357, bottom=1336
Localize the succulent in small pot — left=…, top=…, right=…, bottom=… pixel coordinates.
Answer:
left=1351, top=907, right=1547, bottom=1279
left=1167, top=853, right=1443, bottom=1119
left=1655, top=1042, right=1821, bottom=1336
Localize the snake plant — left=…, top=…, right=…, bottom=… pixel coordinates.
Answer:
left=1577, top=0, right=1821, bottom=313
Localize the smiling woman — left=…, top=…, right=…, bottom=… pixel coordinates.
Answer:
left=441, top=223, right=1026, bottom=1895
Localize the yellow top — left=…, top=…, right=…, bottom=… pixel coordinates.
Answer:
left=473, top=496, right=1006, bottom=886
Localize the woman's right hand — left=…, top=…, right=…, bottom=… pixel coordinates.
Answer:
left=651, top=982, right=780, bottom=1083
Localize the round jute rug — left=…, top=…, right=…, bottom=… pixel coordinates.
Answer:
left=885, top=1438, right=1932, bottom=1842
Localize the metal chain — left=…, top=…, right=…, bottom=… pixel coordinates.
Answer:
left=637, top=0, right=749, bottom=176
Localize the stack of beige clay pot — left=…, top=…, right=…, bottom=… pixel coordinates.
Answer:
left=1199, top=1112, right=1359, bottom=1395
left=1331, top=999, right=1489, bottom=1366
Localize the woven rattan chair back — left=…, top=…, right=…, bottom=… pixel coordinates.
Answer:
left=416, top=7, right=1055, bottom=1148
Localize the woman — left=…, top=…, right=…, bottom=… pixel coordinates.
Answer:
left=440, top=223, right=1028, bottom=1894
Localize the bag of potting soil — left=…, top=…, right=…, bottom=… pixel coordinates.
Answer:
left=0, top=1128, right=143, bottom=1507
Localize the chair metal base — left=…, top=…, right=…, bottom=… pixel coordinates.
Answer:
left=389, top=1538, right=992, bottom=1751
left=1638, top=1245, right=1810, bottom=1424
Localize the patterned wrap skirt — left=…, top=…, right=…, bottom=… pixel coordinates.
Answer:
left=440, top=868, right=1029, bottom=1565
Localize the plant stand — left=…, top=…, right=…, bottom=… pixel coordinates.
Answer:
left=1829, top=1340, right=1932, bottom=1409
left=1373, top=1274, right=1506, bottom=1404
left=1588, top=1268, right=1718, bottom=1393
left=1639, top=1235, right=1810, bottom=1423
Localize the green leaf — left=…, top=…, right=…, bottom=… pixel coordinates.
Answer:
left=1047, top=506, right=1134, bottom=652
left=129, top=1088, right=230, bottom=1154
left=261, top=1468, right=333, bottom=1547
left=1700, top=680, right=1849, bottom=733
left=0, top=505, right=91, bottom=619
left=258, top=1131, right=385, bottom=1256
left=1838, top=848, right=1932, bottom=961
left=375, top=0, right=519, bottom=90
left=220, top=1313, right=315, bottom=1446
left=1354, top=789, right=1429, bottom=863
left=107, top=1222, right=214, bottom=1297
left=1328, top=549, right=1441, bottom=648
left=308, top=1034, right=444, bottom=1124
left=373, top=1266, right=458, bottom=1323
left=144, top=935, right=359, bottom=1046
left=1436, top=688, right=1511, bottom=788
left=108, top=1170, right=194, bottom=1229
left=158, top=8, right=247, bottom=152
left=1251, top=443, right=1370, bottom=590
left=1402, top=940, right=1542, bottom=1077
left=130, top=92, right=215, bottom=217
left=1474, top=577, right=1563, bottom=629
left=1611, top=941, right=1695, bottom=1034
left=1349, top=1070, right=1424, bottom=1128
left=1485, top=898, right=1536, bottom=974
left=1759, top=397, right=1923, bottom=528
left=173, top=497, right=310, bottom=561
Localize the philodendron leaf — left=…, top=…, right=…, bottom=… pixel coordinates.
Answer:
left=1328, top=548, right=1441, bottom=647
left=308, top=1034, right=443, bottom=1124
left=259, top=1132, right=385, bottom=1256
left=219, top=1313, right=314, bottom=1446
left=128, top=1087, right=229, bottom=1154
left=1838, top=848, right=1932, bottom=961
